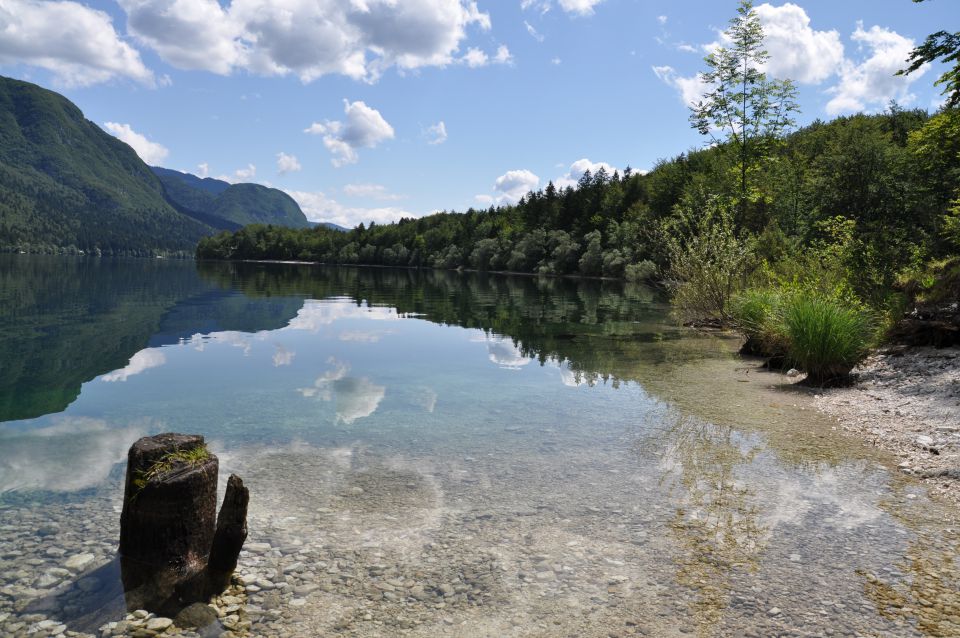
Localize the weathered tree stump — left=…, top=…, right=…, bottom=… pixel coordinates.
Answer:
left=118, top=433, right=248, bottom=613
left=120, top=433, right=218, bottom=577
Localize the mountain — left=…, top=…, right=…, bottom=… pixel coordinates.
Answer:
left=309, top=221, right=349, bottom=232
left=151, top=167, right=310, bottom=230
left=0, top=75, right=213, bottom=255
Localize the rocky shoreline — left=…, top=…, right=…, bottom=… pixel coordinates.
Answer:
left=813, top=346, right=960, bottom=506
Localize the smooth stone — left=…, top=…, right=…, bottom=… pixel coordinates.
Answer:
left=64, top=553, right=95, bottom=572
left=145, top=617, right=173, bottom=631
left=175, top=603, right=217, bottom=628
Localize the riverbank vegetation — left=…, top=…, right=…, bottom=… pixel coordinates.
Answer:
left=196, top=0, right=959, bottom=384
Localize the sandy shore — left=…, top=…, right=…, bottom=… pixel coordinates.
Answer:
left=813, top=346, right=960, bottom=505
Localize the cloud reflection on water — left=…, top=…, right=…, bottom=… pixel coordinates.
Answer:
left=298, top=357, right=386, bottom=424
left=100, top=349, right=166, bottom=382
left=0, top=417, right=146, bottom=493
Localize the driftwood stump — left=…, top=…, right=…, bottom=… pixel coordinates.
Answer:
left=118, top=433, right=248, bottom=613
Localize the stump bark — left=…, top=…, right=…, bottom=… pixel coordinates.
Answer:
left=119, top=433, right=218, bottom=576
left=118, top=433, right=248, bottom=613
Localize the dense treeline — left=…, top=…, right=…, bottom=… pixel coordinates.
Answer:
left=198, top=106, right=959, bottom=296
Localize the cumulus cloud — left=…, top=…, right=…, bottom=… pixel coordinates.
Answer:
left=753, top=3, right=843, bottom=85
left=101, top=349, right=166, bottom=382
left=197, top=162, right=210, bottom=177
left=0, top=0, right=154, bottom=87
left=554, top=158, right=617, bottom=189
left=460, top=45, right=512, bottom=67
left=234, top=163, right=257, bottom=181
left=342, top=183, right=406, bottom=201
left=305, top=99, right=394, bottom=167
left=425, top=120, right=448, bottom=145
left=276, top=151, right=302, bottom=174
left=826, top=22, right=926, bottom=115
left=103, top=122, right=169, bottom=165
left=288, top=189, right=416, bottom=228
left=492, top=169, right=540, bottom=204
left=118, top=0, right=491, bottom=83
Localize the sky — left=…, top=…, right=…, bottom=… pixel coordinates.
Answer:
left=0, top=0, right=955, bottom=228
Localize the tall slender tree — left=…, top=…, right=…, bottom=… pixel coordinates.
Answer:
left=690, top=0, right=799, bottom=212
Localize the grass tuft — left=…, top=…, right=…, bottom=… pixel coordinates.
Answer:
left=781, top=293, right=876, bottom=386
left=132, top=444, right=211, bottom=494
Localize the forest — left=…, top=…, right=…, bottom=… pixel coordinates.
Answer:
left=197, top=0, right=958, bottom=383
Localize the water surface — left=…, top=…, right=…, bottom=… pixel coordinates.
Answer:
left=0, top=256, right=957, bottom=637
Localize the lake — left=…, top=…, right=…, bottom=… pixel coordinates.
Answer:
left=0, top=255, right=957, bottom=637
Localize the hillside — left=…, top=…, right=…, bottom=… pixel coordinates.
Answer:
left=152, top=167, right=311, bottom=230
left=0, top=75, right=213, bottom=255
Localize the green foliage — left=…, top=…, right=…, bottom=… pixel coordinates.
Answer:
left=663, top=197, right=756, bottom=323
left=730, top=288, right=786, bottom=355
left=624, top=260, right=657, bottom=282
left=690, top=0, right=799, bottom=212
left=899, top=2, right=960, bottom=109
left=780, top=293, right=876, bottom=385
left=0, top=76, right=214, bottom=255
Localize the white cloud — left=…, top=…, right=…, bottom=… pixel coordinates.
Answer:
left=118, top=0, right=491, bottom=83
left=305, top=99, right=394, bottom=167
left=288, top=189, right=416, bottom=228
left=425, top=120, right=448, bottom=145
left=551, top=57, right=562, bottom=65
left=234, top=163, right=256, bottom=181
left=826, top=22, right=926, bottom=115
left=557, top=0, right=605, bottom=16
left=555, top=158, right=617, bottom=189
left=276, top=151, right=302, bottom=174
left=102, top=349, right=166, bottom=382
left=462, top=47, right=488, bottom=68
left=460, top=44, right=511, bottom=67
left=197, top=162, right=210, bottom=177
left=525, top=20, right=544, bottom=42
left=0, top=0, right=154, bottom=87
left=657, top=15, right=667, bottom=26
left=492, top=169, right=540, bottom=204
left=652, top=64, right=710, bottom=107
left=102, top=122, right=169, bottom=165
left=753, top=2, right=843, bottom=85
left=342, top=183, right=406, bottom=201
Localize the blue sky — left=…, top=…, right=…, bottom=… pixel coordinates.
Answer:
left=0, top=0, right=954, bottom=227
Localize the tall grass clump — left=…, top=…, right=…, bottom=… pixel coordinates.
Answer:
left=781, top=293, right=876, bottom=386
left=729, top=288, right=787, bottom=360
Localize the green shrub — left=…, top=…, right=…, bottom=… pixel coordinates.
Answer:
left=664, top=198, right=756, bottom=324
left=730, top=288, right=787, bottom=358
left=624, top=260, right=658, bottom=282
left=781, top=293, right=875, bottom=385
